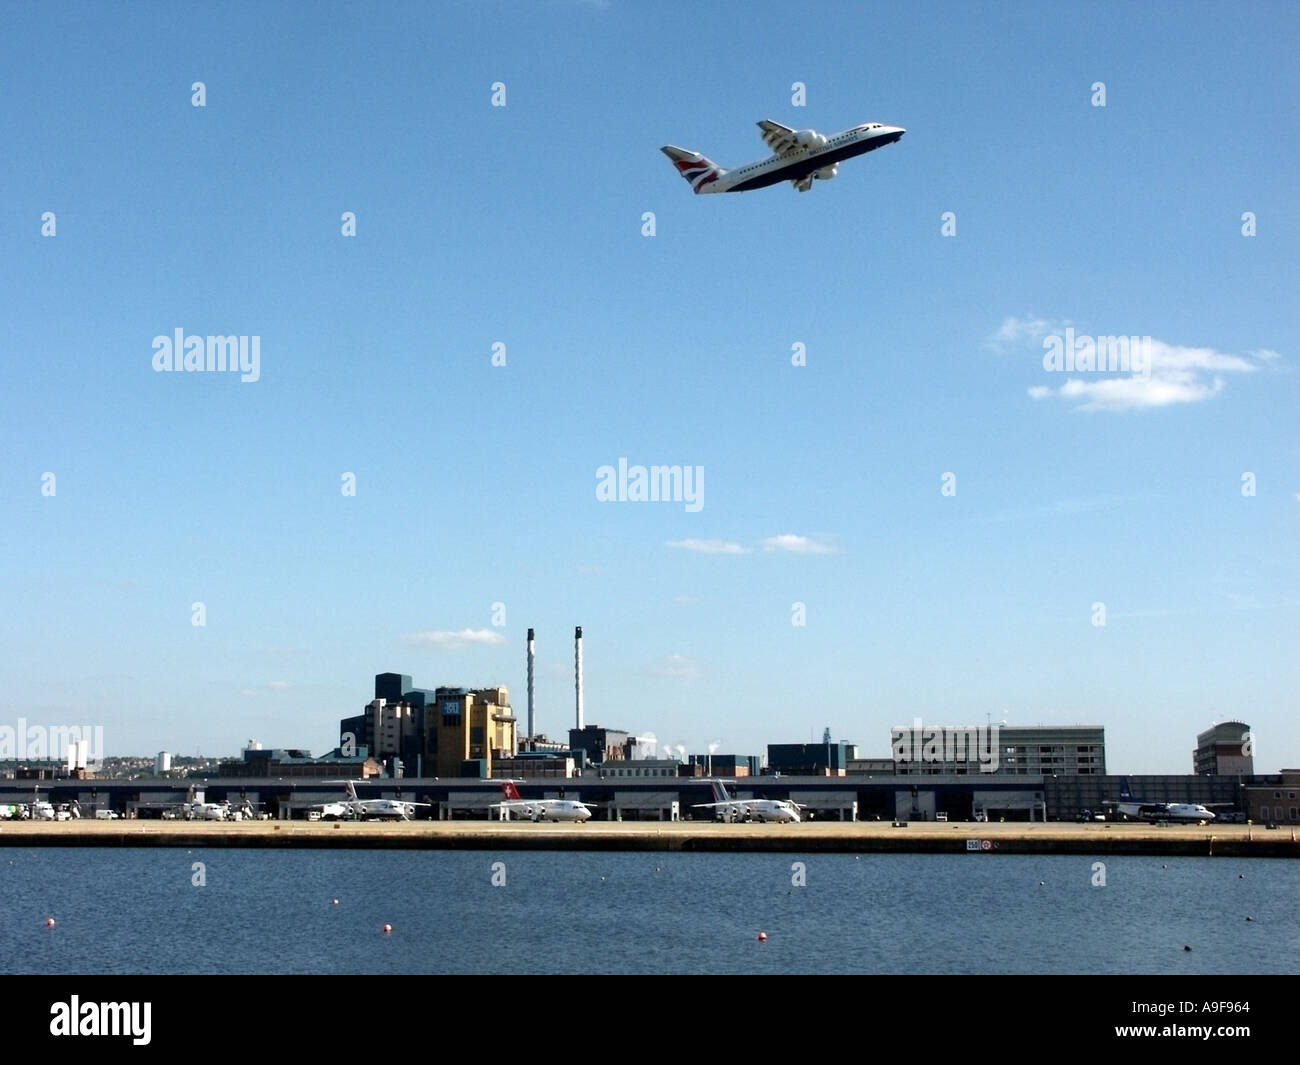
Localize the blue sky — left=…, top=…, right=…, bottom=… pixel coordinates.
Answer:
left=2, top=0, right=1296, bottom=774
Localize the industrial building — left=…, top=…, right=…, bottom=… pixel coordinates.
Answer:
left=568, top=726, right=629, bottom=766
left=338, top=675, right=517, bottom=779
left=768, top=742, right=857, bottom=776
left=687, top=754, right=761, bottom=777
left=217, top=742, right=380, bottom=779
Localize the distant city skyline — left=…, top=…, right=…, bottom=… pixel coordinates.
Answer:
left=2, top=3, right=1296, bottom=775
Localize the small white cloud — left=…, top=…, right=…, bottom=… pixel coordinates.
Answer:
left=666, top=538, right=749, bottom=554
left=761, top=533, right=836, bottom=554
left=240, top=681, right=290, bottom=696
left=1028, top=337, right=1263, bottom=411
left=401, top=629, right=507, bottom=650
left=985, top=315, right=1067, bottom=351
left=646, top=653, right=701, bottom=678
left=1250, top=348, right=1281, bottom=362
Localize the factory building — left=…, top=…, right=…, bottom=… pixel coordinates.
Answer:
left=340, top=675, right=516, bottom=780
left=428, top=686, right=516, bottom=779
left=568, top=726, right=629, bottom=766
left=217, top=745, right=381, bottom=779
left=688, top=754, right=761, bottom=777
left=1194, top=721, right=1253, bottom=776
left=767, top=742, right=856, bottom=776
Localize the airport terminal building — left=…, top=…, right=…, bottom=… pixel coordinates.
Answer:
left=0, top=770, right=1271, bottom=824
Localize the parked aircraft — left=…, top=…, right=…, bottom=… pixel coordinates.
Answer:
left=186, top=801, right=232, bottom=821
left=491, top=780, right=596, bottom=823
left=1112, top=778, right=1217, bottom=823
left=662, top=117, right=904, bottom=194
left=311, top=781, right=430, bottom=821
left=693, top=780, right=802, bottom=823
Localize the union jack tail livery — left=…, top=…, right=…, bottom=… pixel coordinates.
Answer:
left=661, top=145, right=725, bottom=193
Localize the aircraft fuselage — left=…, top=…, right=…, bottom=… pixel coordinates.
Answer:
left=721, top=125, right=905, bottom=193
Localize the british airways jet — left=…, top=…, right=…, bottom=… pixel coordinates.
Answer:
left=662, top=118, right=904, bottom=194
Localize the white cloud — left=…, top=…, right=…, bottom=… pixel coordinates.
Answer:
left=985, top=315, right=1068, bottom=350
left=400, top=629, right=507, bottom=650
left=646, top=653, right=701, bottom=678
left=995, top=314, right=1275, bottom=411
left=1030, top=338, right=1260, bottom=411
left=666, top=538, right=749, bottom=554
left=761, top=533, right=836, bottom=554
left=239, top=681, right=291, bottom=696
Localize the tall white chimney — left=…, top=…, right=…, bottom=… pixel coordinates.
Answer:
left=526, top=627, right=536, bottom=744
left=575, top=625, right=584, bottom=730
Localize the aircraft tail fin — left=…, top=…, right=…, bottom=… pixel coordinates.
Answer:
left=710, top=780, right=731, bottom=804
left=344, top=781, right=359, bottom=801
left=661, top=145, right=724, bottom=193
left=501, top=780, right=522, bottom=801
left=1119, top=777, right=1132, bottom=801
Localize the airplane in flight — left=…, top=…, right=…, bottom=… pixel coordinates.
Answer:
left=692, top=780, right=803, bottom=823
left=311, top=781, right=431, bottom=821
left=491, top=780, right=596, bottom=823
left=662, top=117, right=904, bottom=194
left=1111, top=778, right=1217, bottom=824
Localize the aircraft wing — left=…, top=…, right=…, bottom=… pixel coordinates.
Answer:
left=691, top=800, right=750, bottom=809
left=757, top=119, right=802, bottom=157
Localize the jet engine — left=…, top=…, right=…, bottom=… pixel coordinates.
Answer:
left=814, top=164, right=838, bottom=181
left=795, top=129, right=827, bottom=148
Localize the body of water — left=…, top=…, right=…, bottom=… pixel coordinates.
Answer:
left=4, top=848, right=1296, bottom=974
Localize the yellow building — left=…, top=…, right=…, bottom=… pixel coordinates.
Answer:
left=428, top=686, right=516, bottom=778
